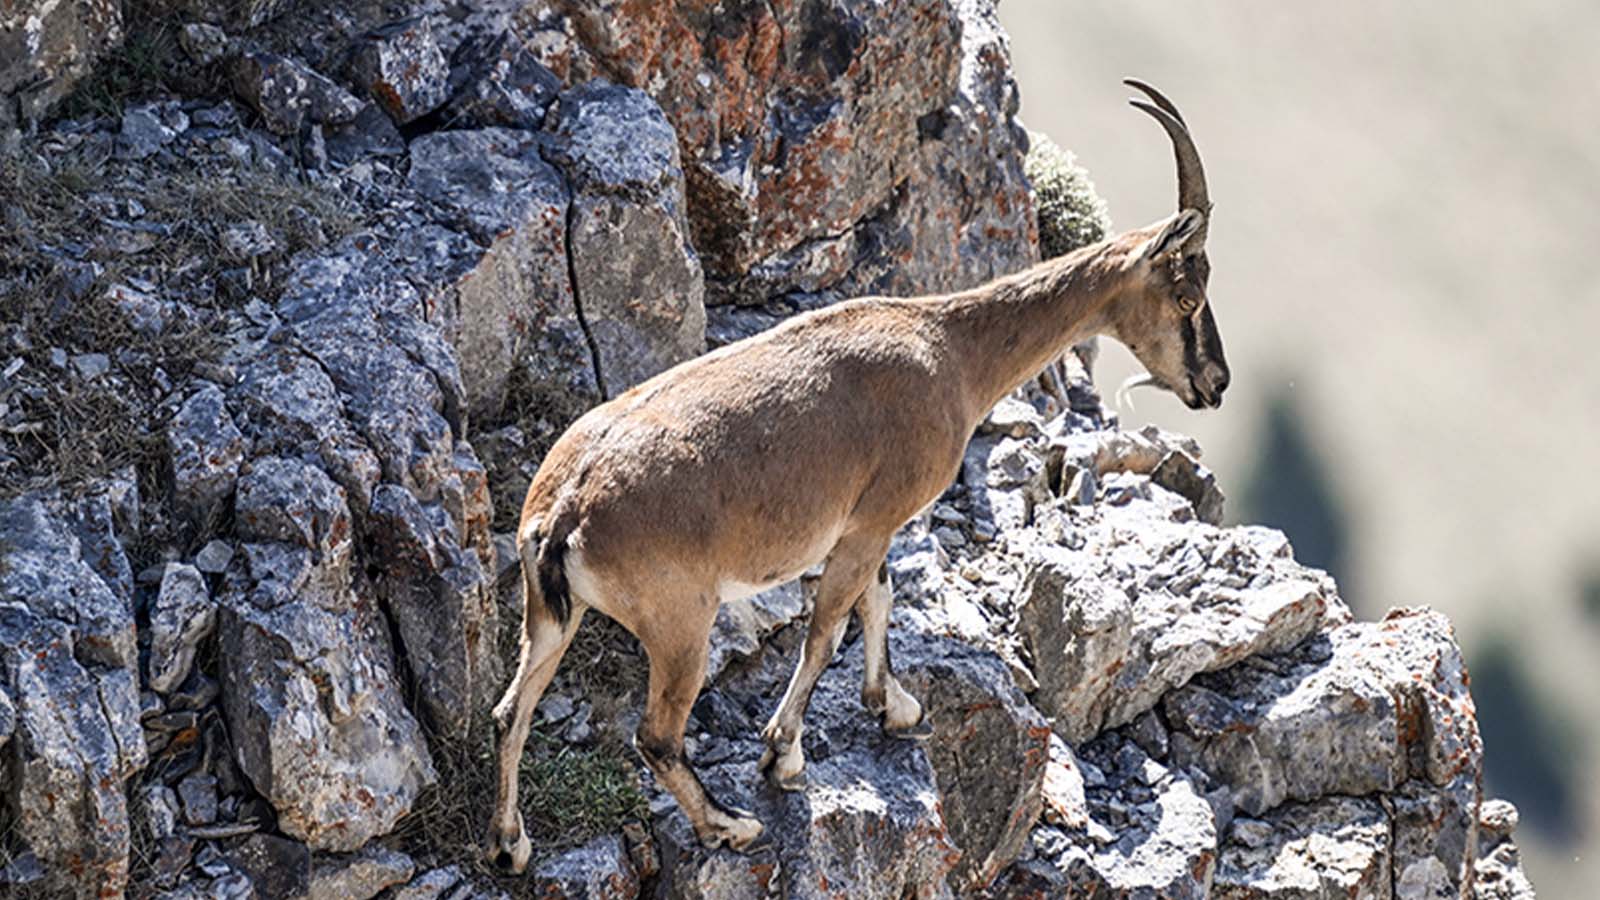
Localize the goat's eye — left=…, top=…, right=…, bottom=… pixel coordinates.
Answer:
left=1175, top=294, right=1199, bottom=314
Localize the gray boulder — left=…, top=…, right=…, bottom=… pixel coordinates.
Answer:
left=661, top=626, right=959, bottom=898
left=211, top=237, right=496, bottom=850
left=367, top=483, right=497, bottom=735
left=1003, top=734, right=1217, bottom=899
left=705, top=580, right=806, bottom=684
left=231, top=52, right=365, bottom=136
left=1474, top=800, right=1536, bottom=900
left=895, top=627, right=1050, bottom=891
left=527, top=0, right=1035, bottom=299
left=406, top=129, right=598, bottom=425
left=309, top=845, right=417, bottom=900
left=154, top=0, right=292, bottom=30
left=167, top=382, right=247, bottom=529
left=0, top=495, right=146, bottom=897
left=839, top=0, right=1039, bottom=299
left=234, top=456, right=351, bottom=558
left=526, top=834, right=639, bottom=899
left=1390, top=780, right=1479, bottom=900
left=442, top=31, right=563, bottom=129
left=218, top=538, right=436, bottom=850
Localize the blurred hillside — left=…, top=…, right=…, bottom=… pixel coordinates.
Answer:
left=1002, top=0, right=1600, bottom=893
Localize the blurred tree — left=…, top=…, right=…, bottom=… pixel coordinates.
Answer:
left=1580, top=563, right=1600, bottom=623
left=1471, top=630, right=1583, bottom=842
left=1238, top=386, right=1357, bottom=608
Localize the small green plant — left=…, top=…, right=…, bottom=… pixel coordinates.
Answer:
left=1025, top=131, right=1112, bottom=259
left=397, top=713, right=648, bottom=895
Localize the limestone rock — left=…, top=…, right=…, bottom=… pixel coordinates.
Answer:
left=148, top=563, right=217, bottom=693
left=527, top=834, right=639, bottom=899
left=0, top=495, right=146, bottom=897
left=706, top=581, right=806, bottom=684
left=1163, top=609, right=1482, bottom=818
left=234, top=456, right=352, bottom=559
left=118, top=105, right=176, bottom=160
left=1390, top=780, right=1478, bottom=900
left=838, top=0, right=1039, bottom=298
left=1213, top=797, right=1392, bottom=899
left=442, top=30, right=563, bottom=129
left=167, top=381, right=247, bottom=528
left=155, top=0, right=293, bottom=30
left=537, top=0, right=953, bottom=279
left=661, top=627, right=959, bottom=898
left=219, top=541, right=436, bottom=851
left=227, top=833, right=311, bottom=899
left=1018, top=512, right=1342, bottom=744
left=0, top=0, right=122, bottom=130
left=545, top=81, right=706, bottom=396
left=367, top=483, right=498, bottom=735
left=1039, top=734, right=1088, bottom=830
left=1474, top=800, right=1535, bottom=900
left=896, top=628, right=1050, bottom=891
left=179, top=22, right=231, bottom=66
left=351, top=17, right=450, bottom=125
left=310, top=845, right=417, bottom=900
left=1005, top=733, right=1217, bottom=899
left=231, top=52, right=364, bottom=135
left=405, top=129, right=597, bottom=426
left=391, top=865, right=464, bottom=900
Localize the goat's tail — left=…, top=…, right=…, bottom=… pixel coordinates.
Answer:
left=526, top=506, right=578, bottom=627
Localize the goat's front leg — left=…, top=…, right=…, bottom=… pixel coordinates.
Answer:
left=759, top=537, right=884, bottom=791
left=856, top=561, right=930, bottom=738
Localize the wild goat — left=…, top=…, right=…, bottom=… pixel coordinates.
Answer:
left=487, top=79, right=1228, bottom=869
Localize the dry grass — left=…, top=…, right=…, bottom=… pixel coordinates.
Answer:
left=0, top=141, right=359, bottom=503
left=54, top=2, right=215, bottom=122
left=396, top=714, right=649, bottom=895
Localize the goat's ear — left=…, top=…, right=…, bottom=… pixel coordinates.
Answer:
left=1140, top=209, right=1206, bottom=261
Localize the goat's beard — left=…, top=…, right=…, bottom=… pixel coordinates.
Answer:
left=1114, top=373, right=1163, bottom=412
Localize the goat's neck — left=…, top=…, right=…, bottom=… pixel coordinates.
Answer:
left=938, top=239, right=1129, bottom=421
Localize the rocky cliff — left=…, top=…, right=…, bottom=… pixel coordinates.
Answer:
left=0, top=2, right=1535, bottom=898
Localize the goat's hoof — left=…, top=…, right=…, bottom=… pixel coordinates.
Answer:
left=758, top=744, right=807, bottom=792
left=884, top=712, right=934, bottom=741
left=735, top=825, right=775, bottom=854
left=485, top=821, right=532, bottom=874
left=765, top=765, right=807, bottom=793
left=700, top=813, right=768, bottom=853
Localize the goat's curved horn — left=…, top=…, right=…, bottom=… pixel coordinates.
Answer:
left=1125, top=80, right=1211, bottom=244
left=1123, top=78, right=1186, bottom=127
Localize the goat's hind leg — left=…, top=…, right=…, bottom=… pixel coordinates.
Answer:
left=636, top=606, right=767, bottom=852
left=857, top=561, right=930, bottom=739
left=486, top=602, right=585, bottom=873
